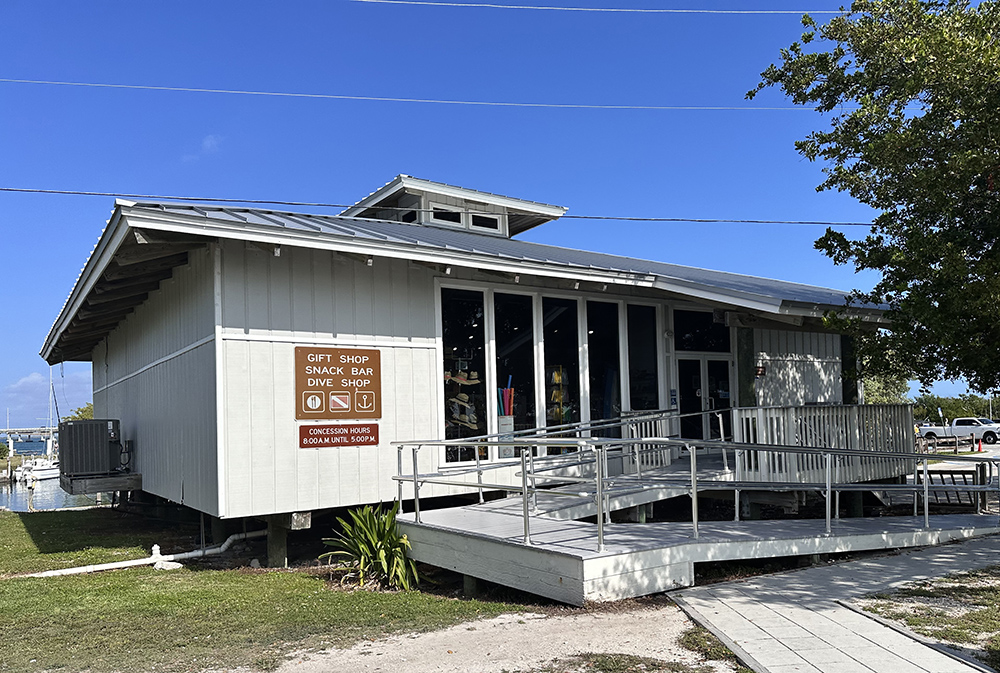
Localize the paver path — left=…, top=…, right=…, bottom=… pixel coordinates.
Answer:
left=675, top=534, right=1000, bottom=673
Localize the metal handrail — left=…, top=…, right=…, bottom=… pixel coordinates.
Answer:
left=395, top=433, right=1000, bottom=552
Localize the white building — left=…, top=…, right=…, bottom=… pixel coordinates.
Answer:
left=42, top=175, right=884, bottom=562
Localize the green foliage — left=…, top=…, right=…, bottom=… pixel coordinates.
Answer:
left=320, top=502, right=418, bottom=590
left=912, top=392, right=999, bottom=422
left=0, top=509, right=199, bottom=575
left=62, top=402, right=94, bottom=421
left=750, top=1, right=1000, bottom=393
left=862, top=372, right=911, bottom=405
left=0, top=566, right=510, bottom=673
left=0, top=509, right=513, bottom=672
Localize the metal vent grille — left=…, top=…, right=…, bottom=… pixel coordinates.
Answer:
left=59, top=419, right=121, bottom=477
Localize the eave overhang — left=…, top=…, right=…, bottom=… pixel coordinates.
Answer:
left=42, top=201, right=885, bottom=364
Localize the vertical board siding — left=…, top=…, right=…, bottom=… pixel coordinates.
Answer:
left=753, top=329, right=843, bottom=407
left=219, top=240, right=440, bottom=516
left=220, top=340, right=441, bottom=516
left=95, top=247, right=219, bottom=514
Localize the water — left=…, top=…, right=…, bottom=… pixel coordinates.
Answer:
left=0, top=478, right=105, bottom=511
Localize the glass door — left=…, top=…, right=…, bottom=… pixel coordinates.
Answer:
left=677, top=358, right=732, bottom=440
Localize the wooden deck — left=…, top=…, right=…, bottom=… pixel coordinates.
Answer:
left=399, top=507, right=1000, bottom=605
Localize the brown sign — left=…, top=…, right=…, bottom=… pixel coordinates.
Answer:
left=299, top=423, right=379, bottom=448
left=295, top=346, right=382, bottom=419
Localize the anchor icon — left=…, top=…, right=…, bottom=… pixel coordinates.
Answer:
left=356, top=391, right=376, bottom=412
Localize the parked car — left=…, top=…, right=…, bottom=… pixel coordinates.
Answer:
left=919, top=417, right=1000, bottom=444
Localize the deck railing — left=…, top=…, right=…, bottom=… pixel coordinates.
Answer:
left=393, top=437, right=1000, bottom=552
left=733, top=404, right=914, bottom=484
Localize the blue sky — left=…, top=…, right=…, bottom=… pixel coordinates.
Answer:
left=0, top=1, right=965, bottom=427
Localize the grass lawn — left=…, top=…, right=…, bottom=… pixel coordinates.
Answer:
left=0, top=510, right=516, bottom=672
left=857, top=565, right=1000, bottom=668
left=0, top=508, right=201, bottom=575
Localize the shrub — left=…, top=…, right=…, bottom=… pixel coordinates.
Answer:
left=320, top=502, right=418, bottom=590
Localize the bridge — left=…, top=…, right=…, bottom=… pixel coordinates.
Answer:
left=1, top=427, right=57, bottom=439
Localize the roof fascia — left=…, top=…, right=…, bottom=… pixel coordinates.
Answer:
left=118, top=206, right=878, bottom=320
left=397, top=176, right=567, bottom=217
left=778, top=301, right=889, bottom=324
left=40, top=204, right=131, bottom=361
left=340, top=177, right=407, bottom=217
left=651, top=277, right=785, bottom=315
left=342, top=176, right=567, bottom=219
left=120, top=208, right=656, bottom=287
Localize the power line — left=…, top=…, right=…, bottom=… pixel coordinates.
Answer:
left=0, top=78, right=805, bottom=111
left=351, top=0, right=842, bottom=14
left=0, top=186, right=874, bottom=227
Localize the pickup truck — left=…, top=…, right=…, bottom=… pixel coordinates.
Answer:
left=918, top=417, right=1000, bottom=444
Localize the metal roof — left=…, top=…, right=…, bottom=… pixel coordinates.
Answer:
left=42, top=199, right=879, bottom=363
left=131, top=201, right=858, bottom=307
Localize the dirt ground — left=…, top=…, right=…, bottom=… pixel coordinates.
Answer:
left=274, top=601, right=740, bottom=673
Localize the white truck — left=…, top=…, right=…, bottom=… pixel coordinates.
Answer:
left=918, top=417, right=1000, bottom=444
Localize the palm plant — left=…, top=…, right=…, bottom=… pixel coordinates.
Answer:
left=319, top=501, right=418, bottom=590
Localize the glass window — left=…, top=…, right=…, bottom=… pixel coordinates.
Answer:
left=587, top=301, right=621, bottom=436
left=543, top=297, right=580, bottom=429
left=494, top=293, right=537, bottom=433
left=627, top=304, right=659, bottom=411
left=472, top=214, right=500, bottom=230
left=432, top=207, right=462, bottom=224
left=674, top=309, right=731, bottom=353
left=441, top=288, right=488, bottom=462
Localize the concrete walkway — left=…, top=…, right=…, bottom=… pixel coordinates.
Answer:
left=674, top=534, right=1000, bottom=673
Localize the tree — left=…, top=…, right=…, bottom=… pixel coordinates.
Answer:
left=749, top=0, right=1000, bottom=393
left=62, top=402, right=94, bottom=422
left=912, top=392, right=996, bottom=421
left=862, top=372, right=910, bottom=404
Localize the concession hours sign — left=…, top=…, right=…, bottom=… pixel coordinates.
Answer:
left=299, top=423, right=379, bottom=448
left=295, top=346, right=382, bottom=421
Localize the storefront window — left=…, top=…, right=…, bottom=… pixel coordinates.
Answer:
left=441, top=288, right=488, bottom=462
left=494, top=293, right=537, bottom=433
left=542, top=297, right=580, bottom=429
left=674, top=309, right=731, bottom=353
left=627, top=304, right=659, bottom=411
left=587, top=301, right=621, bottom=436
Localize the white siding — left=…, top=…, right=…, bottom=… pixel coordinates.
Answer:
left=753, top=329, right=842, bottom=406
left=92, top=247, right=219, bottom=514
left=218, top=240, right=444, bottom=516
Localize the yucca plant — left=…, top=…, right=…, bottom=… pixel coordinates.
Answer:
left=319, top=501, right=419, bottom=590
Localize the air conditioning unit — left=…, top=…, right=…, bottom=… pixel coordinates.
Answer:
left=59, top=419, right=122, bottom=477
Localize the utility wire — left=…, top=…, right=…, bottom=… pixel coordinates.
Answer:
left=350, top=0, right=843, bottom=14
left=0, top=186, right=874, bottom=227
left=0, top=78, right=806, bottom=111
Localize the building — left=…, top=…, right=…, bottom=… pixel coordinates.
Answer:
left=41, top=175, right=886, bottom=560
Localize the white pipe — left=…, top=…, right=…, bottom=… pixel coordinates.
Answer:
left=20, top=530, right=267, bottom=578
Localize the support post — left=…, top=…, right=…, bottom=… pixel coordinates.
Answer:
left=825, top=452, right=832, bottom=536
left=978, top=463, right=987, bottom=513
left=412, top=445, right=421, bottom=524
left=595, top=446, right=605, bottom=551
left=734, top=449, right=742, bottom=522
left=463, top=574, right=479, bottom=597
left=475, top=444, right=484, bottom=504
left=266, top=517, right=288, bottom=569
left=521, top=450, right=532, bottom=546
left=397, top=445, right=403, bottom=506
left=923, top=458, right=930, bottom=529
left=689, top=443, right=699, bottom=540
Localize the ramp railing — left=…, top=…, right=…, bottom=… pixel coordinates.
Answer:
left=394, top=434, right=999, bottom=553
